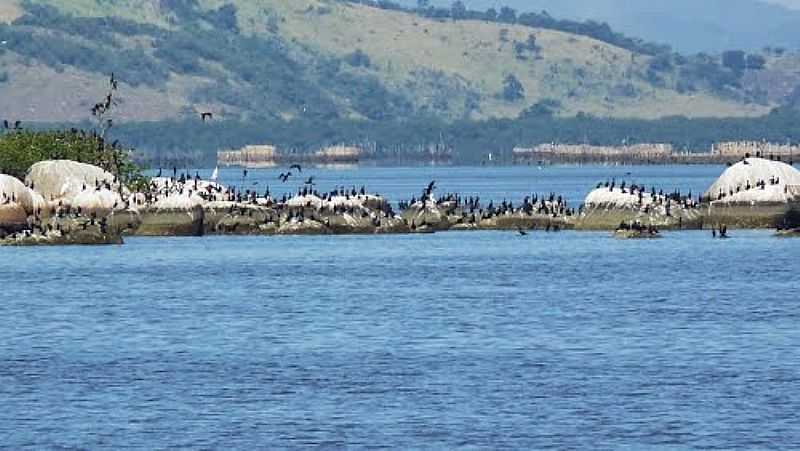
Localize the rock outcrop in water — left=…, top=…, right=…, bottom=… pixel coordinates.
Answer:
left=401, top=192, right=575, bottom=232
left=8, top=157, right=800, bottom=246
left=2, top=162, right=127, bottom=244
left=703, top=158, right=800, bottom=228
left=1, top=173, right=47, bottom=235
left=136, top=192, right=205, bottom=236
left=576, top=185, right=703, bottom=230
left=0, top=215, right=123, bottom=246
left=26, top=160, right=121, bottom=207
left=24, top=160, right=130, bottom=233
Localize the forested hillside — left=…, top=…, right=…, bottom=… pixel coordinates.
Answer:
left=401, top=0, right=800, bottom=53
left=1, top=0, right=792, bottom=123
left=0, top=0, right=798, bottom=163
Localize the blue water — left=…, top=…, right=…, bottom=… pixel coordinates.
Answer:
left=178, top=164, right=721, bottom=206
left=2, top=166, right=800, bottom=449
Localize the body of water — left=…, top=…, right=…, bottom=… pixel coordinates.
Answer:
left=2, top=166, right=799, bottom=448
left=178, top=164, right=722, bottom=206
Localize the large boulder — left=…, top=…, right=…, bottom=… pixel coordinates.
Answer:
left=286, top=193, right=389, bottom=211
left=705, top=158, right=800, bottom=204
left=577, top=187, right=702, bottom=230
left=0, top=174, right=46, bottom=215
left=401, top=200, right=452, bottom=230
left=584, top=187, right=649, bottom=209
left=1, top=215, right=124, bottom=246
left=704, top=158, right=800, bottom=228
left=26, top=160, right=118, bottom=202
left=25, top=160, right=127, bottom=220
left=0, top=174, right=46, bottom=233
left=0, top=203, right=28, bottom=234
left=277, top=219, right=329, bottom=235
left=202, top=201, right=277, bottom=235
left=70, top=188, right=124, bottom=217
left=323, top=211, right=376, bottom=234
left=135, top=193, right=205, bottom=236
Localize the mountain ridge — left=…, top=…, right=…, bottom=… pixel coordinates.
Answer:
left=0, top=0, right=795, bottom=126
left=403, top=0, right=800, bottom=53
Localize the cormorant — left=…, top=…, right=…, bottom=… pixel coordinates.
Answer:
left=424, top=180, right=436, bottom=198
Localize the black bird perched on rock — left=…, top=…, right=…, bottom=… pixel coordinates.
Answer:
left=290, top=164, right=302, bottom=173
left=200, top=112, right=213, bottom=122
left=424, top=180, right=436, bottom=197
left=2, top=120, right=8, bottom=129
left=13, top=121, right=21, bottom=130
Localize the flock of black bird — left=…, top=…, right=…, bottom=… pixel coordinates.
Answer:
left=4, top=73, right=797, bottom=242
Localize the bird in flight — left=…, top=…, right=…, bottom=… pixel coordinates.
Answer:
left=304, top=176, right=315, bottom=185
left=290, top=164, right=302, bottom=173
left=200, top=112, right=213, bottom=122
left=279, top=172, right=292, bottom=183
left=516, top=227, right=528, bottom=236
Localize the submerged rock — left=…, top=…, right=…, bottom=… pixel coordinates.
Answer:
left=614, top=229, right=662, bottom=240
left=776, top=225, right=800, bottom=237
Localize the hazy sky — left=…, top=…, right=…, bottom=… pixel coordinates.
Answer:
left=763, top=0, right=800, bottom=8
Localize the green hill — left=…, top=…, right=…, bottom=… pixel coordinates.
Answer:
left=1, top=0, right=793, bottom=126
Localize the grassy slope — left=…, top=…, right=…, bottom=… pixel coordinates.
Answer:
left=233, top=0, right=766, bottom=119
left=0, top=53, right=206, bottom=122
left=0, top=0, right=22, bottom=23
left=9, top=0, right=773, bottom=121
